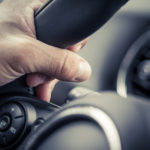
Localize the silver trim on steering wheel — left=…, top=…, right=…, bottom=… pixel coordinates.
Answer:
left=58, top=105, right=122, bottom=150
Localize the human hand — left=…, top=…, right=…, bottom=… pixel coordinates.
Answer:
left=0, top=0, right=91, bottom=102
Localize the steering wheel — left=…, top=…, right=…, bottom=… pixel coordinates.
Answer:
left=0, top=0, right=150, bottom=150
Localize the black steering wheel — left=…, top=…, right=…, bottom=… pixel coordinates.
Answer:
left=1, top=0, right=150, bottom=150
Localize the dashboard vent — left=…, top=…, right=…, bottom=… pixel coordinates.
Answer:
left=117, top=29, right=150, bottom=99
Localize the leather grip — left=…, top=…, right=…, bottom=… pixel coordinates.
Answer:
left=35, top=0, right=128, bottom=48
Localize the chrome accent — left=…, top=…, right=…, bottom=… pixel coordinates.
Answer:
left=117, top=30, right=150, bottom=97
left=67, top=87, right=96, bottom=102
left=58, top=106, right=122, bottom=150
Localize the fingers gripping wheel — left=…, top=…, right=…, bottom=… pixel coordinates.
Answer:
left=0, top=0, right=129, bottom=96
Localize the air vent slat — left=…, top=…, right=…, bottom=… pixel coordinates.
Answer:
left=117, top=30, right=150, bottom=99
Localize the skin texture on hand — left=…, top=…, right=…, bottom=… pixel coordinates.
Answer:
left=0, top=0, right=91, bottom=102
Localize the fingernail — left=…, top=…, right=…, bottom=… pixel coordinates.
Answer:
left=74, top=61, right=91, bottom=81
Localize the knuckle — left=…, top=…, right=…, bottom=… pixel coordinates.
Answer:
left=56, top=51, right=79, bottom=80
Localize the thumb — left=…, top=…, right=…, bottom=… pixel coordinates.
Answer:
left=16, top=37, right=91, bottom=82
